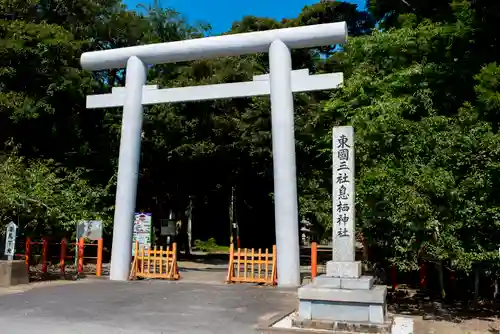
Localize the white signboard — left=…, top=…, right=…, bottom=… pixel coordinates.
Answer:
left=132, top=213, right=152, bottom=256
left=4, top=222, right=17, bottom=259
left=160, top=219, right=176, bottom=236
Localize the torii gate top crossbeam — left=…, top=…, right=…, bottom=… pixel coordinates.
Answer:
left=80, top=22, right=347, bottom=71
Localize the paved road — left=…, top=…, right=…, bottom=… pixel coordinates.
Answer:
left=0, top=280, right=296, bottom=334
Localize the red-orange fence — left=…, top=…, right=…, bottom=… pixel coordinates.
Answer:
left=21, top=237, right=103, bottom=277
left=307, top=242, right=331, bottom=280
left=308, top=242, right=457, bottom=291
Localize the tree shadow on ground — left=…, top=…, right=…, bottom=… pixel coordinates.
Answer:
left=178, top=267, right=227, bottom=272
left=177, top=252, right=229, bottom=266
left=388, top=288, right=499, bottom=324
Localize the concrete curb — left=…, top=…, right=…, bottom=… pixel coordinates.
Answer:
left=256, top=310, right=338, bottom=334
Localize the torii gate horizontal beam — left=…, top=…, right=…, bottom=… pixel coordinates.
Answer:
left=80, top=22, right=347, bottom=71
left=86, top=70, right=343, bottom=108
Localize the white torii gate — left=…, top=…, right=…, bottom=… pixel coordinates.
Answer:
left=80, top=22, right=347, bottom=287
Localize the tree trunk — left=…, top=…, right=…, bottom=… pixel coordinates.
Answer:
left=473, top=267, right=480, bottom=309
left=494, top=277, right=498, bottom=300
left=187, top=197, right=193, bottom=254
left=437, top=261, right=446, bottom=300
left=229, top=186, right=235, bottom=248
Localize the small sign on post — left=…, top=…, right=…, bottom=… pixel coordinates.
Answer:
left=76, top=220, right=103, bottom=241
left=4, top=222, right=18, bottom=260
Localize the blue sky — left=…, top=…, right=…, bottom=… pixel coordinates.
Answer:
left=124, top=0, right=366, bottom=34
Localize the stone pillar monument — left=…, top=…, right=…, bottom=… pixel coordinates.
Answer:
left=295, top=126, right=390, bottom=331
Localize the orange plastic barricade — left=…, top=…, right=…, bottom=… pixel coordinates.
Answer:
left=226, top=245, right=277, bottom=286
left=129, top=241, right=180, bottom=280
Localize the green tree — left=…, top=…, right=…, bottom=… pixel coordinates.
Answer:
left=0, top=153, right=111, bottom=234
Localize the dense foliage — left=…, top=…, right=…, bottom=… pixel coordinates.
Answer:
left=0, top=0, right=499, bottom=282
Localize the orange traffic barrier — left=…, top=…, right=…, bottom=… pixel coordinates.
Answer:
left=311, top=242, right=318, bottom=280
left=129, top=241, right=179, bottom=280
left=226, top=245, right=277, bottom=286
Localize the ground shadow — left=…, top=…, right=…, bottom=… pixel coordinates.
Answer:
left=177, top=252, right=229, bottom=266
left=178, top=267, right=227, bottom=273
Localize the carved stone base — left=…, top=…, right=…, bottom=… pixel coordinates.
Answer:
left=298, top=274, right=388, bottom=325
left=326, top=260, right=362, bottom=278
left=0, top=260, right=29, bottom=287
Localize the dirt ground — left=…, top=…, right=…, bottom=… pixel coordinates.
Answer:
left=388, top=290, right=499, bottom=334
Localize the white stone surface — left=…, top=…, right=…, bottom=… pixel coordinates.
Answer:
left=332, top=126, right=356, bottom=263
left=298, top=285, right=387, bottom=304
left=369, top=305, right=385, bottom=324
left=87, top=72, right=343, bottom=108
left=314, top=274, right=375, bottom=290
left=109, top=56, right=147, bottom=281
left=80, top=22, right=347, bottom=70
left=326, top=260, right=361, bottom=278
left=392, top=317, right=414, bottom=334
left=269, top=40, right=300, bottom=288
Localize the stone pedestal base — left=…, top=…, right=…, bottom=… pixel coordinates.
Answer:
left=291, top=316, right=393, bottom=333
left=0, top=260, right=29, bottom=287
left=298, top=274, right=388, bottom=325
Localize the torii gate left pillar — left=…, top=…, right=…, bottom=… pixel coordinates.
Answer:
left=81, top=22, right=347, bottom=287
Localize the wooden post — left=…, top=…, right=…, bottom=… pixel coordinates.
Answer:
left=419, top=261, right=427, bottom=289
left=25, top=237, right=31, bottom=273
left=257, top=248, right=262, bottom=280
left=251, top=248, right=255, bottom=280
left=243, top=248, right=248, bottom=280
left=140, top=241, right=145, bottom=275
left=132, top=240, right=139, bottom=278
left=264, top=248, right=269, bottom=281
left=77, top=237, right=85, bottom=274
left=41, top=237, right=48, bottom=273
left=96, top=238, right=103, bottom=277
left=172, top=242, right=178, bottom=276
left=391, top=264, right=398, bottom=290
left=236, top=247, right=241, bottom=280
left=226, top=244, right=234, bottom=282
left=311, top=242, right=318, bottom=280
left=60, top=238, right=67, bottom=277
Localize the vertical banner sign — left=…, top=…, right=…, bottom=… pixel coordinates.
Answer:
left=4, top=222, right=18, bottom=260
left=132, top=213, right=152, bottom=256
left=332, top=126, right=355, bottom=262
